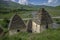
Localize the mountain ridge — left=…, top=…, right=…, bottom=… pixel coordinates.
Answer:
left=0, top=0, right=60, bottom=10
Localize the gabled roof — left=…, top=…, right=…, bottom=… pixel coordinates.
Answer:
left=8, top=13, right=26, bottom=30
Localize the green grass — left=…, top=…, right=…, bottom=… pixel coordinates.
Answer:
left=0, top=7, right=60, bottom=19
left=53, top=18, right=60, bottom=24
left=0, top=9, right=60, bottom=19
left=0, top=11, right=32, bottom=19
left=0, top=29, right=60, bottom=40
left=45, top=8, right=60, bottom=17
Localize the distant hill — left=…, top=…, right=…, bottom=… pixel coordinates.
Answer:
left=0, top=0, right=10, bottom=8
left=0, top=0, right=37, bottom=9
left=0, top=0, right=56, bottom=10
left=0, top=0, right=60, bottom=17
left=55, top=6, right=60, bottom=10
left=0, top=0, right=32, bottom=14
left=0, top=0, right=60, bottom=9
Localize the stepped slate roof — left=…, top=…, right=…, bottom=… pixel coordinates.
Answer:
left=33, top=8, right=53, bottom=25
left=8, top=13, right=26, bottom=30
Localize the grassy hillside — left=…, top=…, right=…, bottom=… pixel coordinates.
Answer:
left=55, top=6, right=60, bottom=10
left=45, top=7, right=60, bottom=17
left=0, top=0, right=37, bottom=13
left=0, top=1, right=60, bottom=40
left=0, top=7, right=60, bottom=19
left=0, top=0, right=60, bottom=19
left=0, top=29, right=60, bottom=40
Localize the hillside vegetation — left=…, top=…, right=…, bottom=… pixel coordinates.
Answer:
left=0, top=0, right=60, bottom=19
left=0, top=29, right=60, bottom=40
left=0, top=6, right=60, bottom=19
left=0, top=1, right=60, bottom=40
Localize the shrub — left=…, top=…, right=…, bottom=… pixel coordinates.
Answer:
left=1, top=18, right=10, bottom=28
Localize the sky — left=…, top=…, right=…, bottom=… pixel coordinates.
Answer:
left=11, top=0, right=60, bottom=6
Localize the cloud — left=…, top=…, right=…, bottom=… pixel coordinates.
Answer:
left=41, top=0, right=58, bottom=6
left=30, top=0, right=58, bottom=5
left=48, top=0, right=58, bottom=4
left=47, top=0, right=58, bottom=6
left=48, top=0, right=53, bottom=3
left=11, top=0, right=28, bottom=5
left=11, top=0, right=59, bottom=6
left=11, top=0, right=15, bottom=2
left=18, top=0, right=28, bottom=5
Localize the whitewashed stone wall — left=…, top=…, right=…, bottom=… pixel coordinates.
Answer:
left=32, top=22, right=40, bottom=33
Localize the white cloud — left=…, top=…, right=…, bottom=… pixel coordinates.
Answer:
left=47, top=0, right=58, bottom=6
left=29, top=0, right=58, bottom=5
left=40, top=0, right=58, bottom=6
left=48, top=0, right=57, bottom=4
left=48, top=0, right=53, bottom=3
left=11, top=0, right=58, bottom=6
left=18, top=0, right=28, bottom=5
left=11, top=0, right=15, bottom=2
left=11, top=0, right=28, bottom=5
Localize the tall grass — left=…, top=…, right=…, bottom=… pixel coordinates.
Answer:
left=0, top=29, right=60, bottom=40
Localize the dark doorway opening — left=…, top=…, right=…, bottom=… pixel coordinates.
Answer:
left=46, top=24, right=48, bottom=29
left=17, top=30, right=20, bottom=32
left=27, top=30, right=32, bottom=33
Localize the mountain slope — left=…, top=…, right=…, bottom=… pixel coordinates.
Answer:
left=0, top=0, right=10, bottom=8
left=0, top=0, right=60, bottom=17
left=55, top=6, right=60, bottom=10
